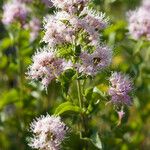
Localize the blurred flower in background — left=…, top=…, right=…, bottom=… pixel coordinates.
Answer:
left=127, top=0, right=150, bottom=40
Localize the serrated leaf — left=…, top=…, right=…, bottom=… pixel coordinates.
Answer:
left=54, top=102, right=81, bottom=116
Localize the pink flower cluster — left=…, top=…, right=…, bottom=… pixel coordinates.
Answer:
left=2, top=0, right=42, bottom=42
left=43, top=6, right=109, bottom=47
left=43, top=14, right=75, bottom=47
left=127, top=0, right=150, bottom=40
left=108, top=72, right=133, bottom=106
left=51, top=0, right=89, bottom=13
left=29, top=114, right=68, bottom=150
left=27, top=48, right=72, bottom=88
left=2, top=0, right=29, bottom=25
left=27, top=0, right=112, bottom=87
left=37, top=0, right=112, bottom=82
left=78, top=45, right=112, bottom=75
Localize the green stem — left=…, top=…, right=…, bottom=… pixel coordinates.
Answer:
left=77, top=79, right=88, bottom=150
left=77, top=80, right=83, bottom=109
left=77, top=79, right=83, bottom=140
left=16, top=29, right=23, bottom=102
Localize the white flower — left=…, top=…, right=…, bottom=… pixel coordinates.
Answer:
left=28, top=114, right=68, bottom=150
left=2, top=1, right=29, bottom=25
left=43, top=14, right=74, bottom=47
left=27, top=48, right=72, bottom=88
left=78, top=45, right=112, bottom=75
left=81, top=7, right=109, bottom=30
left=127, top=1, right=150, bottom=40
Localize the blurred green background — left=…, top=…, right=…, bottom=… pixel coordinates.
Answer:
left=0, top=0, right=150, bottom=150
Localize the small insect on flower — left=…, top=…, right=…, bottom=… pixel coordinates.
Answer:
left=78, top=45, right=112, bottom=76
left=2, top=0, right=29, bottom=26
left=51, top=0, right=89, bottom=13
left=108, top=72, right=133, bottom=106
left=28, top=114, right=68, bottom=150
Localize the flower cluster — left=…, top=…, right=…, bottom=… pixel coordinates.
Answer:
left=142, top=0, right=150, bottom=9
left=27, top=49, right=72, bottom=88
left=29, top=114, right=68, bottom=150
left=26, top=0, right=113, bottom=88
left=2, top=0, right=29, bottom=25
left=43, top=6, right=109, bottom=47
left=43, top=14, right=75, bottom=47
left=51, top=0, right=89, bottom=13
left=108, top=72, right=133, bottom=106
left=127, top=0, right=150, bottom=40
left=78, top=45, right=112, bottom=75
left=2, top=0, right=42, bottom=42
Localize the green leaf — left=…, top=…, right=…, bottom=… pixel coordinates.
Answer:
left=91, top=132, right=103, bottom=150
left=0, top=38, right=12, bottom=51
left=93, top=87, right=107, bottom=101
left=54, top=102, right=81, bottom=116
left=59, top=69, right=76, bottom=94
left=84, top=87, right=93, bottom=101
left=0, top=89, right=19, bottom=110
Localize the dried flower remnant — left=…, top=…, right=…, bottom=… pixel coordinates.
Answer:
left=78, top=45, right=112, bottom=76
left=117, top=109, right=125, bottom=126
left=108, top=72, right=133, bottom=106
left=27, top=49, right=72, bottom=88
left=2, top=1, right=29, bottom=26
left=28, top=114, right=68, bottom=150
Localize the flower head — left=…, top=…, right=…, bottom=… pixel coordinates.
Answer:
left=43, top=14, right=74, bottom=47
left=2, top=1, right=29, bottom=25
left=27, top=48, right=71, bottom=88
left=28, top=114, right=68, bottom=150
left=81, top=8, right=109, bottom=30
left=142, top=0, right=150, bottom=10
left=127, top=1, right=150, bottom=40
left=108, top=72, right=133, bottom=106
left=78, top=45, right=112, bottom=76
left=51, top=0, right=89, bottom=13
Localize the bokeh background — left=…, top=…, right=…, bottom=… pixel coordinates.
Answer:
left=0, top=0, right=150, bottom=150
